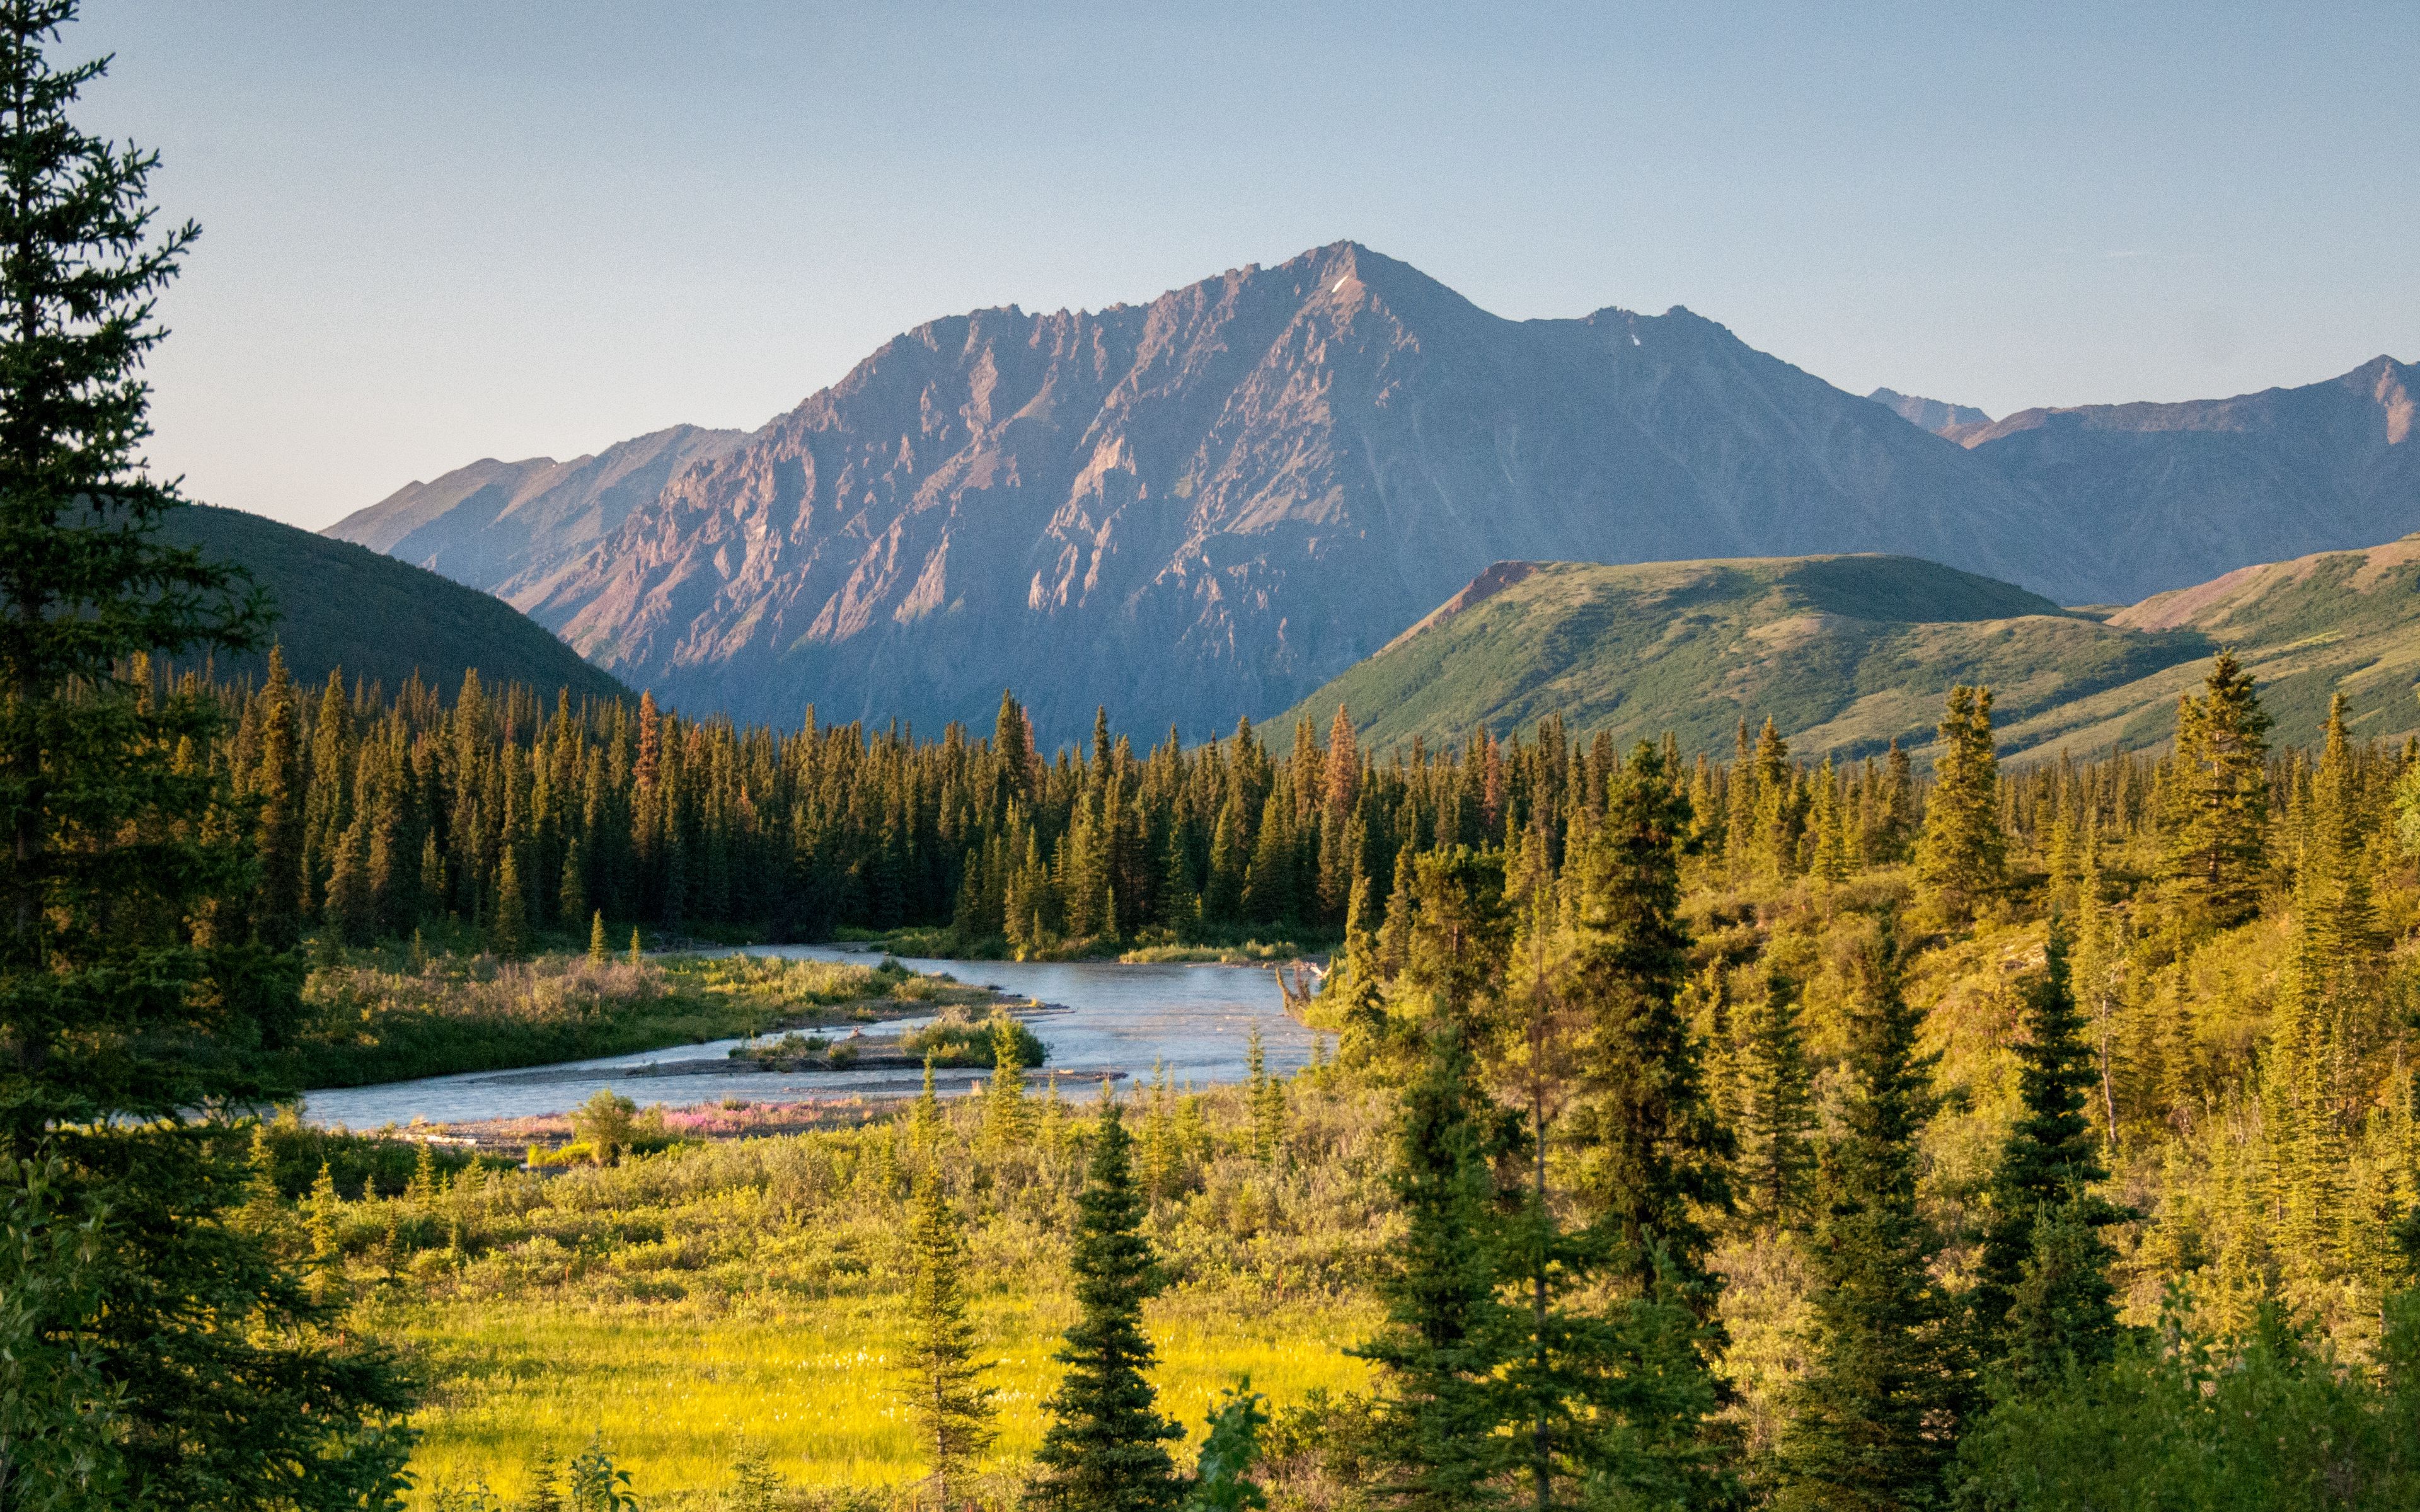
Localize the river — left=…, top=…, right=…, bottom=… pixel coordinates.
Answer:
left=300, top=945, right=1320, bottom=1131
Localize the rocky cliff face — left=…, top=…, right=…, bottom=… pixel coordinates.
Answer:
left=490, top=243, right=2087, bottom=736
left=326, top=424, right=744, bottom=601
left=1959, top=357, right=2420, bottom=602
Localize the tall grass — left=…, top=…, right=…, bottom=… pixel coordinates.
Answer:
left=312, top=1075, right=1391, bottom=1506
left=284, top=950, right=988, bottom=1088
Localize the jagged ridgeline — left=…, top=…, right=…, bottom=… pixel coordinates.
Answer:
left=180, top=650, right=2397, bottom=958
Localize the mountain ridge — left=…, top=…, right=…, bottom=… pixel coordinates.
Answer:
left=325, top=244, right=2419, bottom=740
left=1282, top=531, right=2420, bottom=763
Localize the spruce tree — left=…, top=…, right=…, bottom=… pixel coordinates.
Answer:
left=1914, top=684, right=2006, bottom=925
left=1563, top=743, right=1730, bottom=1291
left=902, top=1172, right=997, bottom=1505
left=1351, top=1022, right=1510, bottom=1508
left=1246, top=1024, right=1286, bottom=1162
left=494, top=844, right=529, bottom=957
left=1732, top=969, right=1815, bottom=1228
left=1971, top=926, right=2122, bottom=1378
left=983, top=1017, right=1029, bottom=1152
left=588, top=908, right=609, bottom=966
left=2162, top=650, right=2272, bottom=930
left=1774, top=924, right=1963, bottom=1511
left=0, top=4, right=415, bottom=1501
left=1033, top=1092, right=1182, bottom=1511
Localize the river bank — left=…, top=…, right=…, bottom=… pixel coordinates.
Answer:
left=302, top=947, right=1318, bottom=1131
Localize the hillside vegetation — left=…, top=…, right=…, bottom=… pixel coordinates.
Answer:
left=1286, top=537, right=2420, bottom=762
left=161, top=502, right=628, bottom=701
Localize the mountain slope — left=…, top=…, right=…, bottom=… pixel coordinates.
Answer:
left=1276, top=554, right=2209, bottom=762
left=1284, top=534, right=2420, bottom=763
left=1964, top=357, right=2420, bottom=597
left=325, top=424, right=744, bottom=602
left=494, top=242, right=2090, bottom=738
left=163, top=505, right=628, bottom=701
left=1869, top=387, right=1991, bottom=437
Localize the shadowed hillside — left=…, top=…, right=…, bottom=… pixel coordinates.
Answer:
left=163, top=504, right=630, bottom=701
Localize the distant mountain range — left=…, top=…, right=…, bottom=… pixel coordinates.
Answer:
left=326, top=243, right=2417, bottom=738
left=1283, top=534, right=2420, bottom=762
left=164, top=505, right=628, bottom=702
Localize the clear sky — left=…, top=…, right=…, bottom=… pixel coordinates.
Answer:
left=69, top=1, right=2420, bottom=530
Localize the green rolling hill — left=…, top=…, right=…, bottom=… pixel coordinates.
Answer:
left=1282, top=539, right=2420, bottom=763
left=160, top=504, right=629, bottom=702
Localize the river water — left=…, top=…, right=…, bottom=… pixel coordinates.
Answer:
left=301, top=946, right=1319, bottom=1131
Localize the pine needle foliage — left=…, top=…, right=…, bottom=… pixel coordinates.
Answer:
left=1972, top=925, right=2123, bottom=1385
left=1774, top=924, right=1965, bottom=1511
left=1914, top=684, right=2006, bottom=925
left=0, top=4, right=418, bottom=1503
left=1033, top=1092, right=1183, bottom=1511
left=902, top=1172, right=997, bottom=1505
left=1351, top=1021, right=1512, bottom=1509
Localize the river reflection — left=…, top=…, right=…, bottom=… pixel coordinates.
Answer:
left=301, top=946, right=1317, bottom=1131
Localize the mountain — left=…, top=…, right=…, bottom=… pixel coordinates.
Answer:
left=401, top=242, right=2101, bottom=738
left=330, top=245, right=2418, bottom=741
left=1275, top=554, right=2208, bottom=762
left=1962, top=357, right=2420, bottom=599
left=1869, top=387, right=1991, bottom=438
left=325, top=424, right=744, bottom=603
left=1282, top=534, right=2420, bottom=763
left=163, top=504, right=629, bottom=701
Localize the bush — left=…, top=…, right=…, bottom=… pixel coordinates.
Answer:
left=899, top=1011, right=1049, bottom=1068
left=1952, top=1298, right=2420, bottom=1510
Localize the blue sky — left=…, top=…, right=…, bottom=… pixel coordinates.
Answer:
left=72, top=1, right=2420, bottom=529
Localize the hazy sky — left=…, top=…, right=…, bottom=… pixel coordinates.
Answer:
left=71, top=1, right=2420, bottom=530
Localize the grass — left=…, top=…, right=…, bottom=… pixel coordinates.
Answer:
left=302, top=1074, right=1395, bottom=1507
left=395, top=1290, right=1374, bottom=1506
left=280, top=944, right=994, bottom=1089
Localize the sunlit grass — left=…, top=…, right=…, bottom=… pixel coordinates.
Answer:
left=394, top=1288, right=1374, bottom=1506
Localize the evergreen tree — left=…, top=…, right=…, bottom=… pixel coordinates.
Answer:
left=1564, top=743, right=1730, bottom=1291
left=1033, top=1093, right=1182, bottom=1510
left=1186, top=1380, right=1271, bottom=1512
left=908, top=1053, right=946, bottom=1156
left=1733, top=968, right=1815, bottom=1227
left=1774, top=924, right=1963, bottom=1511
left=493, top=844, right=529, bottom=957
left=984, top=1017, right=1030, bottom=1152
left=2163, top=650, right=2273, bottom=930
left=588, top=908, right=608, bottom=967
left=0, top=6, right=415, bottom=1502
left=902, top=1172, right=997, bottom=1506
left=1351, top=1022, right=1510, bottom=1509
left=1971, top=926, right=2122, bottom=1378
left=1914, top=684, right=2005, bottom=925
left=1246, top=1024, right=1286, bottom=1162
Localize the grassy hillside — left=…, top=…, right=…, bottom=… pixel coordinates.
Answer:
left=1280, top=555, right=2211, bottom=762
left=1287, top=540, right=2420, bottom=763
left=161, top=503, right=628, bottom=701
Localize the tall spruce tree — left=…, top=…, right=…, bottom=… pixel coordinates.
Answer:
left=1033, top=1092, right=1182, bottom=1511
left=1774, top=924, right=1964, bottom=1511
left=1970, top=925, right=2122, bottom=1380
left=0, top=4, right=416, bottom=1503
left=902, top=1172, right=996, bottom=1506
left=1732, top=969, right=1815, bottom=1228
left=2162, top=650, right=2272, bottom=931
left=1352, top=1021, right=1511, bottom=1509
left=1914, top=684, right=2005, bottom=925
left=1563, top=743, right=1731, bottom=1292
